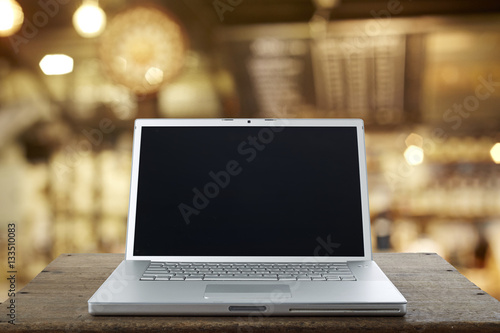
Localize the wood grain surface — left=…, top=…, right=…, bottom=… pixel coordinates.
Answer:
left=1, top=253, right=499, bottom=332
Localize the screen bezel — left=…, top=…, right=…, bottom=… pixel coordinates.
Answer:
left=125, top=118, right=373, bottom=262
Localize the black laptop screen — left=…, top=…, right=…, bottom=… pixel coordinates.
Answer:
left=133, top=126, right=365, bottom=257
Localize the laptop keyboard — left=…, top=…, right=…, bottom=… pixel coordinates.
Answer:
left=140, top=262, right=356, bottom=281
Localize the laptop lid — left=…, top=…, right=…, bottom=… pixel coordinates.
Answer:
left=125, top=118, right=372, bottom=262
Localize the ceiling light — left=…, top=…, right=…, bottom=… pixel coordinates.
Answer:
left=73, top=0, right=106, bottom=38
left=0, top=0, right=24, bottom=37
left=405, top=133, right=423, bottom=148
left=145, top=67, right=164, bottom=86
left=404, top=145, right=424, bottom=166
left=39, top=54, right=74, bottom=75
left=312, top=0, right=341, bottom=10
left=490, top=143, right=500, bottom=164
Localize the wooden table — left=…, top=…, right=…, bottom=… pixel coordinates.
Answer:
left=1, top=253, right=499, bottom=332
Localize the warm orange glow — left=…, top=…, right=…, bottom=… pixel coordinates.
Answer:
left=490, top=143, right=500, bottom=164
left=404, top=145, right=424, bottom=166
left=73, top=0, right=106, bottom=38
left=39, top=54, right=74, bottom=75
left=0, top=0, right=24, bottom=37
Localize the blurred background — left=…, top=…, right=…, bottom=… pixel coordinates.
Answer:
left=1, top=0, right=500, bottom=301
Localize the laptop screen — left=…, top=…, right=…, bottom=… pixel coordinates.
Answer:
left=133, top=126, right=365, bottom=257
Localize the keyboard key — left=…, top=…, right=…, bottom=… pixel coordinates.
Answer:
left=170, top=276, right=186, bottom=281
left=307, top=274, right=323, bottom=278
left=341, top=276, right=356, bottom=281
left=323, top=274, right=341, bottom=278
left=203, top=277, right=250, bottom=281
left=251, top=276, right=279, bottom=280
left=325, top=276, right=341, bottom=281
left=142, top=262, right=355, bottom=282
left=187, top=274, right=205, bottom=278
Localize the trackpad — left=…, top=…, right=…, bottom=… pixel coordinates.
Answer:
left=204, top=284, right=292, bottom=299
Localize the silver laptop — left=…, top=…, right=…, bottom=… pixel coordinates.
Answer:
left=88, top=118, right=407, bottom=316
